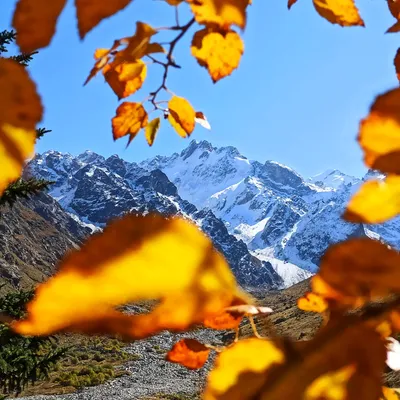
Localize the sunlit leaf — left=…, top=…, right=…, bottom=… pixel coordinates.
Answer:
left=195, top=111, right=212, bottom=130
left=12, top=0, right=67, bottom=53
left=258, top=319, right=386, bottom=400
left=0, top=59, right=42, bottom=195
left=203, top=311, right=243, bottom=330
left=298, top=292, right=328, bottom=313
left=304, top=364, right=356, bottom=400
left=145, top=117, right=161, bottom=146
left=204, top=338, right=285, bottom=400
left=112, top=102, right=148, bottom=144
left=344, top=176, right=400, bottom=223
left=13, top=214, right=249, bottom=338
left=168, top=96, right=196, bottom=137
left=358, top=87, right=400, bottom=174
left=166, top=338, right=210, bottom=369
left=75, top=0, right=132, bottom=39
left=317, top=238, right=400, bottom=303
left=188, top=0, right=250, bottom=30
left=381, top=386, right=400, bottom=400
left=312, top=0, right=364, bottom=27
left=104, top=60, right=147, bottom=100
left=191, top=27, right=244, bottom=83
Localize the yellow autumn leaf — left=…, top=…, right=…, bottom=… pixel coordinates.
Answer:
left=104, top=60, right=147, bottom=100
left=13, top=214, right=250, bottom=338
left=381, top=387, right=400, bottom=400
left=12, top=0, right=67, bottom=53
left=304, top=364, right=356, bottom=400
left=188, top=0, right=250, bottom=30
left=0, top=59, right=42, bottom=195
left=312, top=0, right=364, bottom=27
left=112, top=102, right=148, bottom=144
left=191, top=28, right=244, bottom=83
left=358, top=87, right=400, bottom=174
left=344, top=176, right=400, bottom=223
left=317, top=238, right=400, bottom=303
left=298, top=292, right=328, bottom=313
left=168, top=96, right=196, bottom=138
left=145, top=117, right=161, bottom=146
left=204, top=338, right=285, bottom=400
left=258, top=319, right=386, bottom=400
left=75, top=0, right=132, bottom=39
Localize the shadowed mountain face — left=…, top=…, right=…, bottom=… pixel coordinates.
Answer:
left=25, top=140, right=400, bottom=288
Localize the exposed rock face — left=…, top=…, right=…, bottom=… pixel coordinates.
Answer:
left=0, top=193, right=90, bottom=289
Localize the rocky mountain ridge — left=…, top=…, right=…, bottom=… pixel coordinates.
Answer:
left=26, top=139, right=400, bottom=287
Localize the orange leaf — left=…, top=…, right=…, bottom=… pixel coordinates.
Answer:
left=12, top=0, right=67, bottom=53
left=288, top=0, right=299, bottom=9
left=104, top=60, right=147, bottom=100
left=204, top=310, right=243, bottom=330
left=165, top=0, right=184, bottom=4
left=0, top=59, right=42, bottom=195
left=12, top=214, right=250, bottom=338
left=166, top=338, right=210, bottom=369
left=75, top=0, right=132, bottom=39
left=358, top=88, right=400, bottom=174
left=205, top=338, right=285, bottom=400
left=188, top=0, right=250, bottom=30
left=145, top=117, right=161, bottom=146
left=168, top=96, right=196, bottom=137
left=112, top=102, right=148, bottom=144
left=317, top=238, right=400, bottom=303
left=388, top=0, right=400, bottom=20
left=298, top=292, right=328, bottom=313
left=387, top=20, right=400, bottom=33
left=381, top=387, right=400, bottom=400
left=191, top=28, right=244, bottom=83
left=312, top=0, right=364, bottom=27
left=344, top=176, right=400, bottom=223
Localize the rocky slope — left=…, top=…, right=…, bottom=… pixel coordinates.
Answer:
left=0, top=192, right=90, bottom=290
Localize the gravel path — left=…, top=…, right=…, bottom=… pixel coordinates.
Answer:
left=18, top=329, right=224, bottom=400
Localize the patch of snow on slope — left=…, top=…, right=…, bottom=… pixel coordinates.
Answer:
left=252, top=249, right=312, bottom=288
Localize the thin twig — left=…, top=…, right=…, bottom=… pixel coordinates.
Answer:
left=148, top=17, right=195, bottom=110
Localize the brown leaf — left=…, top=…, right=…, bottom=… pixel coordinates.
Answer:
left=168, top=96, right=196, bottom=137
left=191, top=27, right=244, bottom=83
left=358, top=87, right=400, bottom=174
left=12, top=0, right=67, bottom=53
left=312, top=0, right=364, bottom=27
left=166, top=338, right=210, bottom=369
left=75, top=0, right=132, bottom=39
left=344, top=176, right=400, bottom=223
left=112, top=102, right=148, bottom=143
left=12, top=214, right=250, bottom=338
left=288, top=0, right=299, bottom=8
left=0, top=59, right=42, bottom=195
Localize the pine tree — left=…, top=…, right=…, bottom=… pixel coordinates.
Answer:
left=0, top=287, right=67, bottom=397
left=0, top=30, right=53, bottom=208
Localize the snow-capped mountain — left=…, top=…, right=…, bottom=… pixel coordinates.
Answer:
left=26, top=149, right=282, bottom=289
left=26, top=139, right=400, bottom=287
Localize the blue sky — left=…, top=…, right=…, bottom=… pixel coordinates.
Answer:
left=1, top=0, right=399, bottom=178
